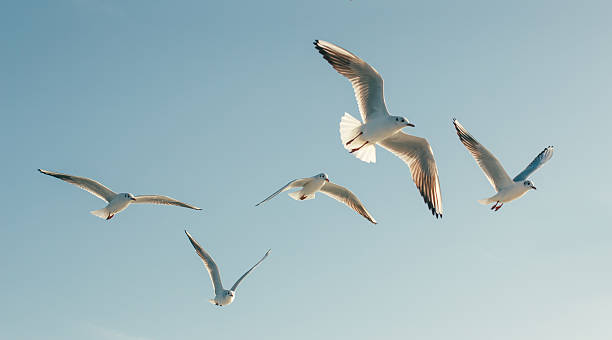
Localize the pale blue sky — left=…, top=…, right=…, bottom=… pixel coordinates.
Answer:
left=1, top=1, right=612, bottom=339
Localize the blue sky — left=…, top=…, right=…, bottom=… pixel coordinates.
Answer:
left=1, top=0, right=611, bottom=339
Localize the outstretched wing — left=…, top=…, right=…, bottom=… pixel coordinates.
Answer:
left=38, top=168, right=116, bottom=202
left=133, top=195, right=201, bottom=210
left=314, top=40, right=388, bottom=122
left=184, top=230, right=224, bottom=295
left=230, top=249, right=271, bottom=292
left=452, top=119, right=513, bottom=192
left=378, top=132, right=443, bottom=218
left=320, top=182, right=377, bottom=224
left=255, top=178, right=309, bottom=206
left=513, top=146, right=554, bottom=182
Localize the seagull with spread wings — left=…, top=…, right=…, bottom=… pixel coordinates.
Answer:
left=184, top=230, right=270, bottom=307
left=255, top=172, right=377, bottom=224
left=314, top=40, right=443, bottom=218
left=38, top=169, right=201, bottom=219
left=453, top=119, right=554, bottom=211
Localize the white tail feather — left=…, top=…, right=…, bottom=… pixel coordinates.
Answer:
left=339, top=112, right=376, bottom=163
left=478, top=197, right=495, bottom=205
left=90, top=208, right=109, bottom=219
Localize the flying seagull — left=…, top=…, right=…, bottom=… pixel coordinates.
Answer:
left=38, top=169, right=201, bottom=219
left=314, top=39, right=443, bottom=218
left=255, top=172, right=377, bottom=224
left=452, top=119, right=554, bottom=211
left=184, top=230, right=270, bottom=307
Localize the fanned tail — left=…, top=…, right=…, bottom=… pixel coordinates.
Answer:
left=339, top=112, right=376, bottom=163
left=90, top=208, right=110, bottom=219
left=478, top=197, right=495, bottom=205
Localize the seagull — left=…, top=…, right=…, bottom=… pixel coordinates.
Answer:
left=452, top=119, right=554, bottom=211
left=255, top=172, right=377, bottom=224
left=38, top=169, right=202, bottom=219
left=184, top=230, right=270, bottom=307
left=314, top=40, right=443, bottom=218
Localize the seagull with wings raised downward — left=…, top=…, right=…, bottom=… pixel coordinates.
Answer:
left=255, top=172, right=377, bottom=224
left=453, top=119, right=554, bottom=211
left=38, top=169, right=201, bottom=219
left=184, top=230, right=270, bottom=307
left=314, top=40, right=443, bottom=218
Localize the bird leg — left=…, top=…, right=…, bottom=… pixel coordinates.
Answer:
left=345, top=131, right=363, bottom=145
left=106, top=214, right=114, bottom=220
left=490, top=201, right=499, bottom=210
left=349, top=141, right=369, bottom=153
left=299, top=195, right=307, bottom=200
left=494, top=203, right=503, bottom=211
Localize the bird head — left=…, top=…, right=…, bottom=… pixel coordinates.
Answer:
left=315, top=173, right=330, bottom=182
left=523, top=180, right=536, bottom=190
left=122, top=193, right=137, bottom=201
left=393, top=116, right=414, bottom=128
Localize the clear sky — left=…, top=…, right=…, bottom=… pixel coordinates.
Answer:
left=1, top=1, right=612, bottom=339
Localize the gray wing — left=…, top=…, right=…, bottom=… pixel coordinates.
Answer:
left=185, top=230, right=224, bottom=295
left=38, top=168, right=116, bottom=202
left=452, top=119, right=513, bottom=192
left=230, top=249, right=271, bottom=292
left=378, top=132, right=443, bottom=218
left=314, top=40, right=388, bottom=122
left=133, top=195, right=201, bottom=210
left=320, top=182, right=377, bottom=224
left=255, top=178, right=309, bottom=206
left=513, top=146, right=554, bottom=182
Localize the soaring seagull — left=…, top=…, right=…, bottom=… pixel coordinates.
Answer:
left=314, top=40, right=443, bottom=218
left=453, top=119, right=554, bottom=211
left=38, top=169, right=201, bottom=219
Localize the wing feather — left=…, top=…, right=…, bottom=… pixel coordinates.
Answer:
left=320, top=182, right=377, bottom=224
left=38, top=169, right=116, bottom=202
left=255, top=178, right=309, bottom=206
left=230, top=249, right=271, bottom=292
left=185, top=230, right=224, bottom=295
left=513, top=146, right=554, bottom=182
left=378, top=132, right=443, bottom=218
left=133, top=195, right=201, bottom=210
left=314, top=40, right=388, bottom=122
left=452, top=119, right=513, bottom=191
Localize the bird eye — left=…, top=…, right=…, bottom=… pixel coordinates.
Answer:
left=395, top=118, right=399, bottom=121
left=401, top=119, right=405, bottom=122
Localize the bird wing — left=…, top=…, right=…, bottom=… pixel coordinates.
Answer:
left=452, top=119, right=513, bottom=192
left=230, top=249, right=271, bottom=292
left=255, top=178, right=309, bottom=206
left=314, top=40, right=388, bottom=122
left=38, top=168, right=116, bottom=202
left=513, top=146, right=554, bottom=182
left=319, top=182, right=377, bottom=224
left=378, top=132, right=443, bottom=218
left=184, top=230, right=224, bottom=295
left=133, top=195, right=201, bottom=210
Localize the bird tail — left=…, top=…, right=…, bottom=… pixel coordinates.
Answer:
left=90, top=207, right=110, bottom=219
left=208, top=299, right=216, bottom=305
left=478, top=196, right=496, bottom=205
left=339, top=112, right=376, bottom=163
left=288, top=191, right=315, bottom=201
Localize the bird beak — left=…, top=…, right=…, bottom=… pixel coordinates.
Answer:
left=131, top=197, right=136, bottom=201
left=407, top=123, right=415, bottom=127
left=531, top=186, right=537, bottom=190
left=325, top=178, right=329, bottom=182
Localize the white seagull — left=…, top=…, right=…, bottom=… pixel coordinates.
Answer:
left=255, top=172, right=377, bottom=224
left=38, top=169, right=202, bottom=219
left=314, top=40, right=443, bottom=218
left=453, top=119, right=554, bottom=211
left=184, top=230, right=270, bottom=307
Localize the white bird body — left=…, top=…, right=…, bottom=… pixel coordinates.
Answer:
left=90, top=193, right=136, bottom=220
left=292, top=176, right=327, bottom=200
left=256, top=173, right=377, bottom=224
left=38, top=169, right=202, bottom=219
left=184, top=230, right=270, bottom=307
left=315, top=40, right=443, bottom=218
left=453, top=119, right=554, bottom=211
left=478, top=182, right=531, bottom=205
